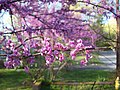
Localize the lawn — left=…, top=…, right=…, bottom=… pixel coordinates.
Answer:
left=57, top=69, right=115, bottom=82
left=0, top=69, right=32, bottom=90
left=0, top=69, right=115, bottom=90
left=52, top=69, right=115, bottom=90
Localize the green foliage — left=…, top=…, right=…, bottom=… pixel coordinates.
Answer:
left=90, top=15, right=116, bottom=48
left=102, top=17, right=117, bottom=48
left=93, top=17, right=116, bottom=48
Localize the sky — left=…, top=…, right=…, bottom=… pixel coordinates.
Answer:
left=0, top=10, right=12, bottom=32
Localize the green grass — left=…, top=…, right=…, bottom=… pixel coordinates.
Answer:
left=52, top=69, right=115, bottom=90
left=0, top=69, right=32, bottom=90
left=0, top=68, right=115, bottom=90
left=56, top=69, right=115, bottom=82
left=51, top=84, right=115, bottom=90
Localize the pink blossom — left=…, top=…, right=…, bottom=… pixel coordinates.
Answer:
left=54, top=43, right=65, bottom=51
left=77, top=39, right=82, bottom=43
left=80, top=60, right=87, bottom=66
left=59, top=53, right=64, bottom=62
left=69, top=41, right=76, bottom=48
left=70, top=49, right=77, bottom=60
left=71, top=55, right=76, bottom=60
left=1, top=0, right=106, bottom=71
left=76, top=43, right=82, bottom=50
left=54, top=50, right=59, bottom=56
left=45, top=55, right=54, bottom=65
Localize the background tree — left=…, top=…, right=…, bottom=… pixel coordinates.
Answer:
left=0, top=0, right=119, bottom=80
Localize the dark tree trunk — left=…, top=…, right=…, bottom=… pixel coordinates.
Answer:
left=116, top=0, right=120, bottom=77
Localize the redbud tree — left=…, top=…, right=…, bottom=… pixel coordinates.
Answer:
left=0, top=0, right=119, bottom=79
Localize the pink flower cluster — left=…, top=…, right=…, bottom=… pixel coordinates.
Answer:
left=80, top=50, right=93, bottom=66
left=4, top=39, right=35, bottom=71
left=4, top=40, right=21, bottom=68
left=68, top=39, right=93, bottom=66
left=69, top=39, right=84, bottom=60
left=1, top=0, right=113, bottom=72
left=40, top=38, right=65, bottom=66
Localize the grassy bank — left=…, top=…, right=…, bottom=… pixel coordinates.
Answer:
left=0, top=69, right=31, bottom=90
left=0, top=69, right=115, bottom=90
